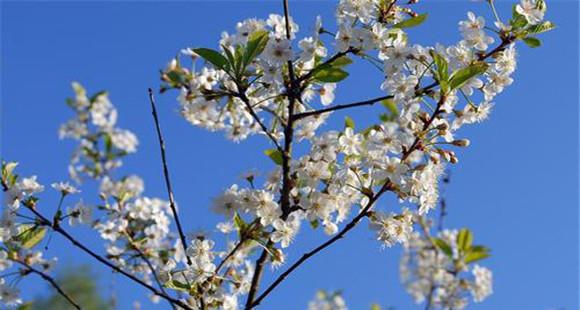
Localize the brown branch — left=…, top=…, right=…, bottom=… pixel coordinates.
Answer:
left=245, top=0, right=299, bottom=307
left=215, top=220, right=259, bottom=273
left=13, top=259, right=81, bottom=309
left=237, top=92, right=284, bottom=153
left=247, top=182, right=392, bottom=309
left=292, top=36, right=515, bottom=122
left=292, top=94, right=394, bottom=121
left=243, top=28, right=516, bottom=310
left=132, top=245, right=177, bottom=310
left=147, top=88, right=192, bottom=266
left=24, top=205, right=193, bottom=310
left=244, top=242, right=272, bottom=309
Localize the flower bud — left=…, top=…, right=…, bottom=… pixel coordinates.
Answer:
left=452, top=139, right=470, bottom=147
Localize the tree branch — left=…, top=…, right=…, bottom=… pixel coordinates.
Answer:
left=292, top=94, right=393, bottom=121
left=247, top=182, right=393, bottom=309
left=237, top=92, right=284, bottom=153
left=244, top=243, right=271, bottom=309
left=147, top=88, right=192, bottom=266
left=24, top=205, right=193, bottom=310
left=245, top=0, right=299, bottom=307
left=132, top=245, right=177, bottom=310
left=13, top=259, right=81, bottom=310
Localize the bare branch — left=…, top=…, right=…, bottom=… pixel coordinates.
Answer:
left=132, top=245, right=177, bottom=310
left=13, top=259, right=81, bottom=309
left=147, top=88, right=192, bottom=266
left=24, top=205, right=193, bottom=310
left=292, top=94, right=393, bottom=121
left=244, top=242, right=272, bottom=309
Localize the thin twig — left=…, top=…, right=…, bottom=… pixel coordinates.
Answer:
left=147, top=88, right=192, bottom=266
left=132, top=245, right=177, bottom=310
left=13, top=259, right=81, bottom=309
left=292, top=94, right=393, bottom=120
left=24, top=205, right=193, bottom=310
left=237, top=92, right=283, bottom=153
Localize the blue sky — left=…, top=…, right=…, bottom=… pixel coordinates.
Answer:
left=1, top=1, right=578, bottom=309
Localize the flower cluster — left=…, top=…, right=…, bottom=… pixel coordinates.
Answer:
left=0, top=162, right=58, bottom=307
left=60, top=84, right=178, bottom=303
left=400, top=228, right=493, bottom=309
left=59, top=82, right=138, bottom=181
left=152, top=0, right=552, bottom=308
left=1, top=0, right=553, bottom=308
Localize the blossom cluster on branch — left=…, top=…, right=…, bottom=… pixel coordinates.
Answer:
left=1, top=0, right=553, bottom=309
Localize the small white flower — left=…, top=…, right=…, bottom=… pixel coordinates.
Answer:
left=51, top=181, right=80, bottom=195
left=516, top=0, right=545, bottom=25
left=319, top=83, right=336, bottom=106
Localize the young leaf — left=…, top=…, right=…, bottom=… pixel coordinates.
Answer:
left=432, top=237, right=453, bottom=258
left=522, top=37, right=542, bottom=48
left=244, top=30, right=270, bottom=67
left=192, top=48, right=230, bottom=71
left=429, top=50, right=449, bottom=91
left=16, top=224, right=47, bottom=249
left=264, top=149, right=284, bottom=165
left=313, top=67, right=349, bottom=83
left=464, top=250, right=491, bottom=264
left=381, top=98, right=398, bottom=116
left=330, top=56, right=353, bottom=67
left=527, top=21, right=556, bottom=34
left=344, top=116, right=355, bottom=129
left=448, top=62, right=488, bottom=90
left=165, top=279, right=191, bottom=292
left=456, top=228, right=473, bottom=252
left=233, top=212, right=248, bottom=234
left=392, top=13, right=428, bottom=29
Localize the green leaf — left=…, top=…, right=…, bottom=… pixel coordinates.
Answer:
left=430, top=50, right=449, bottom=91
left=432, top=238, right=453, bottom=258
left=192, top=48, right=230, bottom=71
left=165, top=279, right=191, bottom=292
left=344, top=116, right=355, bottom=129
left=370, top=304, right=382, bottom=310
left=392, top=13, right=428, bottom=29
left=166, top=71, right=186, bottom=86
left=522, top=37, right=542, bottom=48
left=330, top=56, right=353, bottom=67
left=448, top=62, right=488, bottom=90
left=16, top=224, right=47, bottom=249
left=464, top=250, right=491, bottom=264
left=313, top=67, right=349, bottom=83
left=244, top=30, right=270, bottom=66
left=381, top=98, right=398, bottom=116
left=527, top=21, right=556, bottom=34
left=264, top=149, right=284, bottom=165
left=233, top=212, right=247, bottom=233
left=456, top=228, right=473, bottom=252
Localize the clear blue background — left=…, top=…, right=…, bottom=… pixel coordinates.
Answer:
left=1, top=1, right=578, bottom=309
